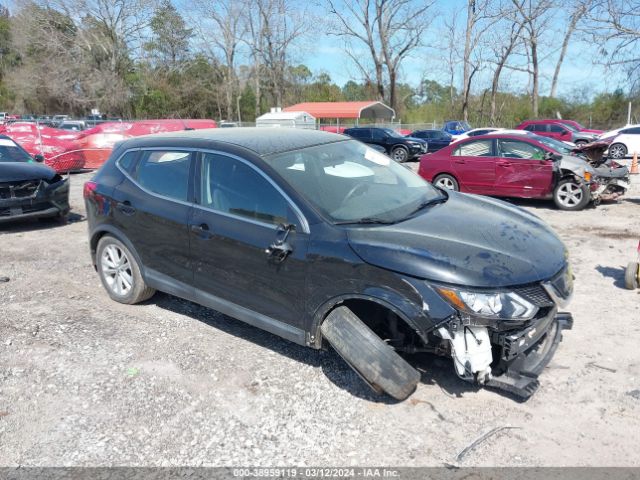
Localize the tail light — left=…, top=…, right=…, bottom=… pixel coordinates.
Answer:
left=83, top=181, right=97, bottom=199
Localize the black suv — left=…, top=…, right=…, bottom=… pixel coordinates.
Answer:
left=85, top=128, right=573, bottom=400
left=343, top=127, right=427, bottom=162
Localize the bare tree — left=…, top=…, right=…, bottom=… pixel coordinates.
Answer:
left=192, top=0, right=245, bottom=120
left=460, top=0, right=501, bottom=121
left=327, top=0, right=435, bottom=113
left=587, top=0, right=640, bottom=90
left=511, top=0, right=554, bottom=117
left=549, top=0, right=591, bottom=98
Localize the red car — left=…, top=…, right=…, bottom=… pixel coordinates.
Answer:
left=515, top=120, right=599, bottom=146
left=554, top=119, right=603, bottom=135
left=418, top=133, right=595, bottom=210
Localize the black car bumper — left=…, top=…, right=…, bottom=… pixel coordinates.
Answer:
left=0, top=177, right=70, bottom=223
left=486, top=311, right=573, bottom=399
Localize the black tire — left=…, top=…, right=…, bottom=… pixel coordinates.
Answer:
left=433, top=173, right=459, bottom=191
left=96, top=235, right=155, bottom=304
left=625, top=262, right=639, bottom=290
left=553, top=177, right=590, bottom=211
left=609, top=143, right=627, bottom=159
left=321, top=306, right=420, bottom=400
left=391, top=146, right=409, bottom=163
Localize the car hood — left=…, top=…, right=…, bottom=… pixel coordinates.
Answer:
left=0, top=162, right=57, bottom=182
left=347, top=192, right=567, bottom=288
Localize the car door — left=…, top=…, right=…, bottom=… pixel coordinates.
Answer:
left=450, top=138, right=497, bottom=194
left=494, top=139, right=554, bottom=198
left=370, top=129, right=388, bottom=151
left=111, top=148, right=194, bottom=286
left=618, top=127, right=640, bottom=154
left=548, top=124, right=573, bottom=142
left=189, top=151, right=310, bottom=334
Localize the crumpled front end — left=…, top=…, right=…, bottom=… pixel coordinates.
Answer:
left=434, top=266, right=574, bottom=399
left=0, top=175, right=70, bottom=222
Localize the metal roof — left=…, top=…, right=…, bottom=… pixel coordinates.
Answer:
left=283, top=101, right=395, bottom=120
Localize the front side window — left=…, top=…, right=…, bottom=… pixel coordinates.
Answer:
left=498, top=140, right=546, bottom=160
left=200, top=153, right=289, bottom=225
left=267, top=140, right=442, bottom=224
left=133, top=150, right=191, bottom=202
left=453, top=139, right=493, bottom=157
left=371, top=129, right=388, bottom=141
left=549, top=124, right=566, bottom=133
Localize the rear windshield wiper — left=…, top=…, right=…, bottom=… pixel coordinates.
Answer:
left=333, top=217, right=396, bottom=225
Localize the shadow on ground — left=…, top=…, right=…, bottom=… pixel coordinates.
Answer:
left=595, top=264, right=627, bottom=288
left=150, top=292, right=498, bottom=403
left=0, top=212, right=84, bottom=234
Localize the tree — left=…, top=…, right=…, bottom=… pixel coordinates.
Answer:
left=511, top=0, right=554, bottom=117
left=145, top=0, right=193, bottom=70
left=326, top=0, right=435, bottom=113
left=549, top=0, right=591, bottom=98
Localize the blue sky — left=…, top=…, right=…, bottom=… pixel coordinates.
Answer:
left=301, top=0, right=628, bottom=100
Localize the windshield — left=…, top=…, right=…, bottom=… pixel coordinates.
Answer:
left=533, top=135, right=573, bottom=154
left=0, top=138, right=33, bottom=163
left=267, top=140, right=443, bottom=224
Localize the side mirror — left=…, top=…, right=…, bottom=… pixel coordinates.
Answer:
left=34, top=154, right=45, bottom=163
left=544, top=152, right=562, bottom=161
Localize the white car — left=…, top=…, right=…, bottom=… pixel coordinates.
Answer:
left=451, top=127, right=503, bottom=142
left=599, top=124, right=640, bottom=159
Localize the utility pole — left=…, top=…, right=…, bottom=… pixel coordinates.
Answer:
left=628, top=102, right=632, bottom=126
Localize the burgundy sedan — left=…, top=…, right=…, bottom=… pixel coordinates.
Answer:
left=418, top=133, right=593, bottom=210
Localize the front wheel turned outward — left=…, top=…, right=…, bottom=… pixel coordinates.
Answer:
left=320, top=306, right=421, bottom=400
left=96, top=235, right=156, bottom=304
left=553, top=178, right=590, bottom=211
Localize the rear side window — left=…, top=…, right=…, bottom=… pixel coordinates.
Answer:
left=621, top=127, right=640, bottom=134
left=200, top=153, right=289, bottom=225
left=524, top=124, right=544, bottom=132
left=453, top=139, right=493, bottom=157
left=133, top=150, right=191, bottom=202
left=117, top=150, right=139, bottom=175
left=348, top=129, right=369, bottom=140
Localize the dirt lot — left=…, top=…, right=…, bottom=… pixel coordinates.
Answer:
left=1, top=166, right=640, bottom=467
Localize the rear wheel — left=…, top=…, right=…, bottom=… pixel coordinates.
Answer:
left=321, top=306, right=420, bottom=400
left=433, top=174, right=459, bottom=191
left=609, top=143, right=627, bottom=159
left=553, top=178, right=590, bottom=211
left=625, top=262, right=639, bottom=290
left=96, top=235, right=155, bottom=304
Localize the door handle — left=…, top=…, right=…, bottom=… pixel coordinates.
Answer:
left=454, top=159, right=466, bottom=164
left=116, top=201, right=136, bottom=216
left=190, top=223, right=212, bottom=238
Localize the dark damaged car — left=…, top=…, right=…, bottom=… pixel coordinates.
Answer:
left=0, top=135, right=70, bottom=223
left=85, top=129, right=573, bottom=400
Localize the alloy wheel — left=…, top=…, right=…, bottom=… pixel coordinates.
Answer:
left=435, top=177, right=456, bottom=190
left=101, top=244, right=133, bottom=296
left=609, top=144, right=626, bottom=159
left=556, top=182, right=583, bottom=208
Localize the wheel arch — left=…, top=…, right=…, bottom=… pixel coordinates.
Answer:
left=309, top=293, right=426, bottom=350
left=90, top=225, right=144, bottom=275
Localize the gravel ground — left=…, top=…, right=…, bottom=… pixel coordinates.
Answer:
left=1, top=165, right=640, bottom=467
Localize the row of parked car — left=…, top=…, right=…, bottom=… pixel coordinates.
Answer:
left=341, top=120, right=632, bottom=211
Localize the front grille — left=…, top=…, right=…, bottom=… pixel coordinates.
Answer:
left=515, top=284, right=554, bottom=307
left=0, top=180, right=41, bottom=199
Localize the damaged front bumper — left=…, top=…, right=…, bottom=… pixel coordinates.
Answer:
left=486, top=311, right=573, bottom=398
left=0, top=177, right=70, bottom=223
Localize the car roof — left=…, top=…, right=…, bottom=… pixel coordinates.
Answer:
left=123, top=127, right=347, bottom=156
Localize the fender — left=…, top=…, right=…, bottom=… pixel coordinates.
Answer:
left=308, top=279, right=457, bottom=349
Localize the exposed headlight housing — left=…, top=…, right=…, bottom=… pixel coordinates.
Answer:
left=436, top=286, right=538, bottom=320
